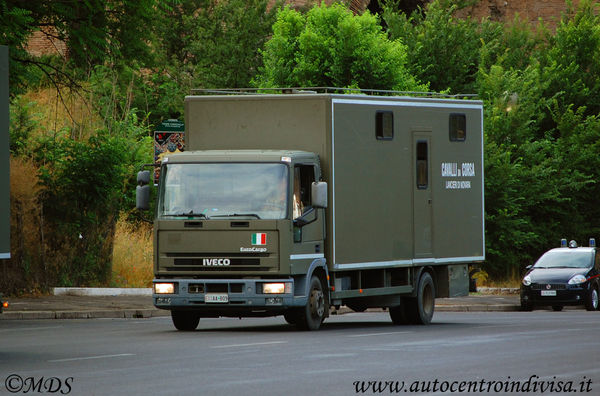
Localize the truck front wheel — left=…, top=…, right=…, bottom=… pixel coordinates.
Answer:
left=405, top=272, right=435, bottom=325
left=297, top=275, right=327, bottom=330
left=171, top=310, right=200, bottom=331
left=389, top=302, right=408, bottom=325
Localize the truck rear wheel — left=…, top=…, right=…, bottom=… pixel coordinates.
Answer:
left=296, top=275, right=327, bottom=331
left=171, top=310, right=200, bottom=331
left=405, top=272, right=435, bottom=325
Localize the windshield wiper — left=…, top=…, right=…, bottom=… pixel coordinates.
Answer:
left=211, top=213, right=262, bottom=219
left=164, top=211, right=209, bottom=219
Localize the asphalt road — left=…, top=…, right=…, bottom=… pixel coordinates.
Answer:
left=1, top=311, right=598, bottom=395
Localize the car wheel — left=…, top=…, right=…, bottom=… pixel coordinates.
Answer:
left=551, top=305, right=563, bottom=312
left=585, top=286, right=599, bottom=311
left=520, top=300, right=533, bottom=311
left=171, top=310, right=200, bottom=331
left=405, top=272, right=435, bottom=325
left=296, top=275, right=327, bottom=330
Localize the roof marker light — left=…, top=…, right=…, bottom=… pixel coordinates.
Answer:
left=590, top=238, right=596, bottom=247
left=281, top=156, right=292, bottom=163
left=561, top=238, right=567, bottom=247
left=569, top=240, right=578, bottom=248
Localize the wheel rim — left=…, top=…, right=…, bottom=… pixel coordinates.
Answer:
left=310, top=288, right=325, bottom=319
left=592, top=289, right=599, bottom=309
left=422, top=283, right=434, bottom=316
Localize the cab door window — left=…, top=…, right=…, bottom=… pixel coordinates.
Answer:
left=293, top=165, right=315, bottom=219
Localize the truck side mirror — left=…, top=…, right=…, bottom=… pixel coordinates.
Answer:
left=311, top=182, right=327, bottom=208
left=137, top=170, right=151, bottom=185
left=136, top=170, right=151, bottom=210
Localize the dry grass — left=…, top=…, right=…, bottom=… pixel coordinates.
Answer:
left=474, top=269, right=521, bottom=289
left=22, top=87, right=103, bottom=139
left=111, top=218, right=153, bottom=287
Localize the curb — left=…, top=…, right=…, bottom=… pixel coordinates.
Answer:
left=436, top=305, right=520, bottom=312
left=475, top=287, right=520, bottom=295
left=53, top=287, right=152, bottom=297
left=0, top=309, right=170, bottom=320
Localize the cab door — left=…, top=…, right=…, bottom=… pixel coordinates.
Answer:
left=291, top=163, right=325, bottom=260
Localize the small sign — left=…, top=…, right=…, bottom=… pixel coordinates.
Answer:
left=154, top=119, right=185, bottom=183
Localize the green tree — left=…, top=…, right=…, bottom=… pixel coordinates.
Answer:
left=1, top=0, right=170, bottom=96
left=29, top=112, right=152, bottom=287
left=384, top=0, right=502, bottom=94
left=255, top=3, right=426, bottom=91
left=537, top=0, right=600, bottom=118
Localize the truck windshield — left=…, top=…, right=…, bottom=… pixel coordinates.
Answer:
left=158, top=163, right=289, bottom=220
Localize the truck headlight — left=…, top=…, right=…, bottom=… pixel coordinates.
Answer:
left=568, top=274, right=587, bottom=285
left=154, top=282, right=176, bottom=294
left=261, top=282, right=291, bottom=294
left=522, top=275, right=532, bottom=286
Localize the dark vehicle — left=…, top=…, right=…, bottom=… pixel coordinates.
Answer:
left=0, top=294, right=6, bottom=313
left=521, top=239, right=600, bottom=311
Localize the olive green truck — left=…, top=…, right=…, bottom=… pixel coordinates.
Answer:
left=137, top=91, right=485, bottom=330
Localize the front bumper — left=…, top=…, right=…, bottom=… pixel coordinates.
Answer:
left=521, top=284, right=590, bottom=306
left=153, top=278, right=308, bottom=317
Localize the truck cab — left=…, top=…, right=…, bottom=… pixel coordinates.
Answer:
left=139, top=150, right=329, bottom=330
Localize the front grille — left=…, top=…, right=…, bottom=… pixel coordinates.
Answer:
left=174, top=258, right=260, bottom=266
left=188, top=283, right=244, bottom=294
left=166, top=266, right=270, bottom=272
left=531, top=284, right=567, bottom=290
left=167, top=252, right=269, bottom=258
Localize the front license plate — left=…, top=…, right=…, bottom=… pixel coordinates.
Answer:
left=541, top=290, right=557, bottom=296
left=205, top=293, right=229, bottom=303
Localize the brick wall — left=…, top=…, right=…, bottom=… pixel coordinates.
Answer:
left=26, top=27, right=67, bottom=58
left=454, top=0, right=579, bottom=28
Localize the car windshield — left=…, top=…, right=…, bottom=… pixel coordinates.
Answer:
left=158, top=163, right=289, bottom=220
left=533, top=250, right=593, bottom=269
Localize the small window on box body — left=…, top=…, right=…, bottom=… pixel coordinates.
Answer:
left=450, top=113, right=466, bottom=141
left=416, top=141, right=428, bottom=189
left=376, top=111, right=394, bottom=140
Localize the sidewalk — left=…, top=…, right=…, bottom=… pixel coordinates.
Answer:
left=0, top=288, right=521, bottom=320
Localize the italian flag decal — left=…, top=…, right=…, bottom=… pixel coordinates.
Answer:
left=252, top=233, right=267, bottom=245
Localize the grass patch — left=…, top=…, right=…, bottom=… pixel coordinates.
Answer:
left=111, top=218, right=153, bottom=287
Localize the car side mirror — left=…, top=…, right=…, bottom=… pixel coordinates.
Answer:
left=311, top=182, right=327, bottom=208
left=525, top=264, right=533, bottom=270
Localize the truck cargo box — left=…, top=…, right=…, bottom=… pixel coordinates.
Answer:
left=185, top=93, right=484, bottom=272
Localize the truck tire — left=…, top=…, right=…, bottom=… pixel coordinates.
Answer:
left=585, top=286, right=599, bottom=311
left=296, top=275, right=327, bottom=331
left=405, top=272, right=435, bottom=325
left=171, top=310, right=200, bottom=331
left=283, top=309, right=298, bottom=325
left=389, top=302, right=408, bottom=325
